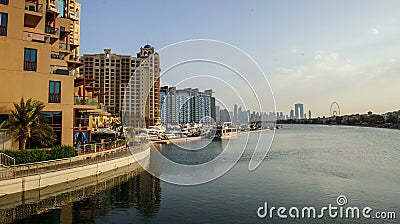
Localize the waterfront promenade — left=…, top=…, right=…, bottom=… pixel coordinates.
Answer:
left=0, top=144, right=150, bottom=195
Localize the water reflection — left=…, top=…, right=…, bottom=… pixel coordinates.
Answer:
left=71, top=172, right=161, bottom=224
left=0, top=164, right=161, bottom=224
left=152, top=139, right=225, bottom=165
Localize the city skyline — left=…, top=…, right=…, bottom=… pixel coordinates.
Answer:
left=77, top=0, right=400, bottom=117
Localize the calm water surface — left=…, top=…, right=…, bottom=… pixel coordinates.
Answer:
left=11, top=125, right=400, bottom=223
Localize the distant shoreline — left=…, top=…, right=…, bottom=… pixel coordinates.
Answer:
left=151, top=129, right=270, bottom=144
left=278, top=122, right=400, bottom=131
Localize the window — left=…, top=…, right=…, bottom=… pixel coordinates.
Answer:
left=0, top=0, right=8, bottom=5
left=24, top=48, right=37, bottom=71
left=41, top=112, right=62, bottom=145
left=49, top=81, right=61, bottom=103
left=0, top=13, right=7, bottom=36
left=75, top=110, right=89, bottom=127
left=75, top=8, right=79, bottom=24
left=57, top=0, right=65, bottom=18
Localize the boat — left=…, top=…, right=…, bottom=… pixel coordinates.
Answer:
left=212, top=122, right=238, bottom=140
left=145, top=125, right=165, bottom=139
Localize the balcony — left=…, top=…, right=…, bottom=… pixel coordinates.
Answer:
left=59, top=43, right=71, bottom=52
left=25, top=2, right=43, bottom=13
left=45, top=26, right=58, bottom=36
left=69, top=55, right=80, bottom=61
left=51, top=69, right=80, bottom=77
left=24, top=2, right=43, bottom=28
left=74, top=97, right=99, bottom=106
left=50, top=52, right=65, bottom=60
left=54, top=69, right=69, bottom=75
left=67, top=55, right=84, bottom=68
left=47, top=1, right=59, bottom=14
left=68, top=13, right=77, bottom=21
left=59, top=27, right=70, bottom=39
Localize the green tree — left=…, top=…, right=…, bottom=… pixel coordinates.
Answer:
left=2, top=98, right=56, bottom=150
left=386, top=114, right=399, bottom=124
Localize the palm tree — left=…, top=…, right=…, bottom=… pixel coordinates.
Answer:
left=3, top=98, right=56, bottom=150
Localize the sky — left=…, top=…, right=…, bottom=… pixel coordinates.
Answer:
left=79, top=0, right=400, bottom=117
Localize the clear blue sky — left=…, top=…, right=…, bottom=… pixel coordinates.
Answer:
left=79, top=0, right=400, bottom=117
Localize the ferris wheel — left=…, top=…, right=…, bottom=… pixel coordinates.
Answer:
left=330, top=102, right=340, bottom=117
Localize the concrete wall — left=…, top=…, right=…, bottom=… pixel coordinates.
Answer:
left=0, top=147, right=150, bottom=195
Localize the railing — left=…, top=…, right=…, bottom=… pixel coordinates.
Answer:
left=45, top=26, right=59, bottom=35
left=0, top=153, right=15, bottom=167
left=98, top=103, right=106, bottom=110
left=76, top=142, right=127, bottom=155
left=25, top=3, right=43, bottom=13
left=47, top=2, right=59, bottom=13
left=59, top=43, right=71, bottom=51
left=48, top=93, right=61, bottom=103
left=69, top=55, right=80, bottom=62
left=24, top=61, right=37, bottom=71
left=74, top=96, right=98, bottom=106
left=50, top=52, right=65, bottom=60
left=68, top=14, right=77, bottom=20
left=75, top=72, right=84, bottom=78
left=51, top=68, right=69, bottom=76
left=0, top=144, right=149, bottom=181
left=0, top=25, right=6, bottom=36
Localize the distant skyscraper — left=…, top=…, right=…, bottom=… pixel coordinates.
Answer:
left=290, top=109, right=295, bottom=119
left=238, top=106, right=243, bottom=123
left=279, top=112, right=284, bottom=120
left=233, top=104, right=238, bottom=124
left=229, top=112, right=234, bottom=122
left=215, top=106, right=221, bottom=123
left=308, top=110, right=312, bottom=119
left=220, top=109, right=230, bottom=122
left=159, top=87, right=214, bottom=124
left=295, top=103, right=304, bottom=119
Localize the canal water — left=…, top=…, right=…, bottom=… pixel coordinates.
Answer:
left=8, top=125, right=400, bottom=223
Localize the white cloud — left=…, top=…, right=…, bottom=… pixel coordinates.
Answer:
left=314, top=51, right=338, bottom=70
left=371, top=27, right=379, bottom=35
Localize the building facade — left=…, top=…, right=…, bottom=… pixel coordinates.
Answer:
left=160, top=87, right=215, bottom=124
left=81, top=46, right=160, bottom=127
left=295, top=103, right=304, bottom=119
left=0, top=0, right=106, bottom=149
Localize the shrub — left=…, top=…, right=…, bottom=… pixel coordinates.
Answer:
left=49, top=145, right=78, bottom=160
left=0, top=145, right=77, bottom=165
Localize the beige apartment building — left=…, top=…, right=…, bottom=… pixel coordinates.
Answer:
left=0, top=0, right=103, bottom=149
left=81, top=46, right=161, bottom=127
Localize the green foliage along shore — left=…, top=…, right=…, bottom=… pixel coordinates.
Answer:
left=1, top=145, right=77, bottom=165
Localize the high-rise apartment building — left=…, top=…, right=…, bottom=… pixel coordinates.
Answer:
left=290, top=109, right=295, bottom=119
left=233, top=104, right=238, bottom=123
left=81, top=46, right=160, bottom=127
left=215, top=105, right=220, bottom=123
left=160, top=86, right=215, bottom=124
left=295, top=103, right=304, bottom=119
left=0, top=0, right=102, bottom=148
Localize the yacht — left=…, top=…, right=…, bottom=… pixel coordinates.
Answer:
left=213, top=122, right=238, bottom=140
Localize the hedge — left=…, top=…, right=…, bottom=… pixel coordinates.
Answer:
left=1, top=145, right=78, bottom=165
